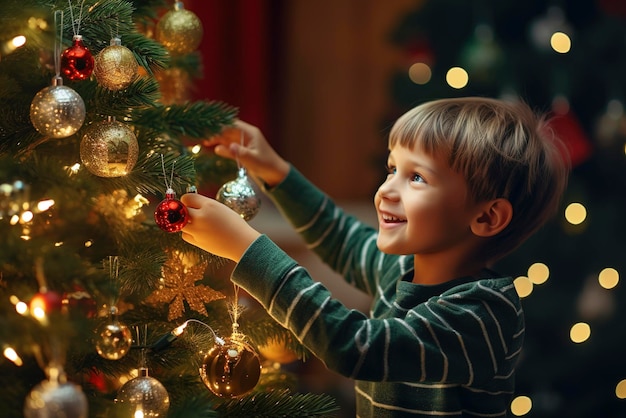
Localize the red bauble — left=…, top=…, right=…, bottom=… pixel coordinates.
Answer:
left=154, top=189, right=189, bottom=232
left=30, top=290, right=64, bottom=314
left=63, top=286, right=97, bottom=318
left=61, top=35, right=94, bottom=81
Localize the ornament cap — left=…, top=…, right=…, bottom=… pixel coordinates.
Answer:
left=73, top=34, right=83, bottom=41
left=110, top=37, right=122, bottom=46
left=51, top=75, right=63, bottom=86
left=174, top=1, right=185, bottom=10
left=165, top=188, right=176, bottom=199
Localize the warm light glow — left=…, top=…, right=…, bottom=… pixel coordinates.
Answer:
left=570, top=322, right=591, bottom=343
left=551, top=32, right=571, bottom=53
left=11, top=36, right=26, bottom=49
left=408, top=62, right=432, bottom=85
left=446, top=67, right=469, bottom=89
left=37, top=199, right=55, bottom=211
left=510, top=395, right=532, bottom=416
left=616, top=379, right=626, bottom=399
left=84, top=240, right=93, bottom=247
left=191, top=144, right=202, bottom=154
left=9, top=214, right=19, bottom=225
left=514, top=276, right=533, bottom=298
left=174, top=322, right=189, bottom=336
left=32, top=306, right=46, bottom=321
left=15, top=301, right=28, bottom=315
left=68, top=163, right=81, bottom=174
left=134, top=410, right=144, bottom=418
left=20, top=211, right=33, bottom=223
left=565, top=202, right=587, bottom=225
left=598, top=267, right=619, bottom=289
left=3, top=347, right=23, bottom=366
left=527, top=263, right=549, bottom=285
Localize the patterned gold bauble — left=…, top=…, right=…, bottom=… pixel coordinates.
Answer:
left=29, top=77, right=85, bottom=138
left=80, top=117, right=139, bottom=177
left=156, top=2, right=203, bottom=55
left=93, top=38, right=138, bottom=91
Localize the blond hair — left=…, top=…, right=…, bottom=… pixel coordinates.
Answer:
left=389, top=97, right=570, bottom=261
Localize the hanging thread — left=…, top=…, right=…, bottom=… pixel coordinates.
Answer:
left=68, top=0, right=86, bottom=37
left=54, top=10, right=63, bottom=79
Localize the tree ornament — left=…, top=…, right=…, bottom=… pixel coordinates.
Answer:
left=145, top=251, right=225, bottom=321
left=30, top=76, right=86, bottom=138
left=24, top=365, right=88, bottom=418
left=156, top=1, right=203, bottom=55
left=61, top=35, right=94, bottom=81
left=30, top=289, right=64, bottom=315
left=95, top=306, right=133, bottom=360
left=200, top=334, right=261, bottom=398
left=80, top=116, right=139, bottom=177
left=63, top=285, right=97, bottom=318
left=30, top=10, right=86, bottom=138
left=93, top=37, right=138, bottom=91
left=216, top=167, right=261, bottom=221
left=116, top=367, right=170, bottom=417
left=154, top=156, right=189, bottom=232
left=200, top=286, right=261, bottom=398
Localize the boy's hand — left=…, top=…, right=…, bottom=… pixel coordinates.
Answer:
left=204, top=120, right=290, bottom=188
left=181, top=193, right=261, bottom=262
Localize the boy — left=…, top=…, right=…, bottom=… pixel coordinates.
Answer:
left=181, top=97, right=569, bottom=417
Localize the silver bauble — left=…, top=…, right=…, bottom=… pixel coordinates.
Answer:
left=24, top=379, right=88, bottom=418
left=30, top=80, right=85, bottom=138
left=215, top=168, right=261, bottom=221
left=117, top=369, right=170, bottom=417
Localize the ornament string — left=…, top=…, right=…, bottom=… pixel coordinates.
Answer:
left=68, top=0, right=86, bottom=37
left=106, top=255, right=120, bottom=307
left=160, top=154, right=176, bottom=193
left=53, top=10, right=63, bottom=81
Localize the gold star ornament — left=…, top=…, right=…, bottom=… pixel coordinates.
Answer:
left=146, top=251, right=225, bottom=321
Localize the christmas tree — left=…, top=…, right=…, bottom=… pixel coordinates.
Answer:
left=388, top=1, right=626, bottom=417
left=0, top=0, right=337, bottom=416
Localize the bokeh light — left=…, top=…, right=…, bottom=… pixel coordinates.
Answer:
left=446, top=67, right=468, bottom=89
left=565, top=202, right=587, bottom=225
left=598, top=267, right=619, bottom=289
left=510, top=395, right=532, bottom=416
left=615, top=379, right=626, bottom=399
left=514, top=276, right=533, bottom=298
left=408, top=62, right=432, bottom=85
left=527, top=262, right=549, bottom=285
left=550, top=31, right=571, bottom=53
left=570, top=322, right=591, bottom=343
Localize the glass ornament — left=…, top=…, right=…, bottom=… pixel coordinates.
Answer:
left=93, top=37, right=138, bottom=91
left=80, top=116, right=139, bottom=177
left=29, top=77, right=85, bottom=138
left=156, top=1, right=203, bottom=55
left=24, top=368, right=88, bottom=418
left=154, top=188, right=189, bottom=233
left=200, top=336, right=261, bottom=398
left=61, top=35, right=94, bottom=81
left=215, top=167, right=261, bottom=221
left=116, top=368, right=170, bottom=417
left=95, top=308, right=133, bottom=360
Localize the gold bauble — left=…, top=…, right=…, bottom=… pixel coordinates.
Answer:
left=93, top=38, right=138, bottom=91
left=95, top=319, right=133, bottom=360
left=80, top=117, right=139, bottom=177
left=156, top=2, right=203, bottom=55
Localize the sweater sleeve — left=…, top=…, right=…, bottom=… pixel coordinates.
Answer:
left=232, top=235, right=524, bottom=385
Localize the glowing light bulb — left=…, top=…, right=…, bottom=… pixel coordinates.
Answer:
left=510, top=395, right=532, bottom=416
left=570, top=322, right=591, bottom=343
left=446, top=67, right=469, bottom=89
left=565, top=202, right=587, bottom=225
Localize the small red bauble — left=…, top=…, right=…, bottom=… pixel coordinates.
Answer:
left=61, top=35, right=94, bottom=81
left=154, top=189, right=189, bottom=232
left=30, top=290, right=64, bottom=314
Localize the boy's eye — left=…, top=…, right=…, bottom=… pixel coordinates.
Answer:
left=411, top=173, right=425, bottom=183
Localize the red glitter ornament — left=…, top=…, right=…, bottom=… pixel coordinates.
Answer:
left=154, top=188, right=189, bottom=232
left=61, top=35, right=94, bottom=81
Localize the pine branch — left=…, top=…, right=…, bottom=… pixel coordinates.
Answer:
left=215, top=390, right=339, bottom=417
left=134, top=101, right=239, bottom=139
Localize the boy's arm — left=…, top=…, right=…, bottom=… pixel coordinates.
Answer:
left=232, top=234, right=524, bottom=385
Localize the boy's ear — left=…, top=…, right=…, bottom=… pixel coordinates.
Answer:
left=471, top=198, right=513, bottom=237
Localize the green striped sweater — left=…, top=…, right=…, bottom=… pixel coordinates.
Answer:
left=232, top=167, right=525, bottom=417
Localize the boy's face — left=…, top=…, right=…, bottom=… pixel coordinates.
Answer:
left=374, top=144, right=482, bottom=257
